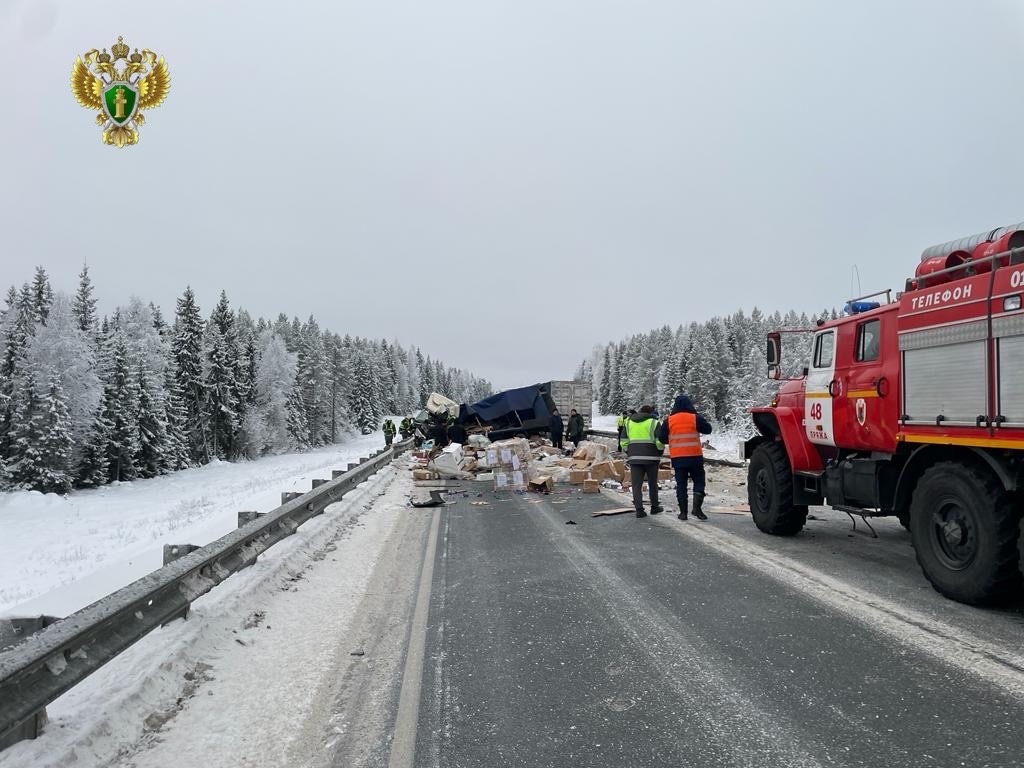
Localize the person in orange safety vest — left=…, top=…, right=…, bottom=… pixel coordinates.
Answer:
left=657, top=394, right=713, bottom=521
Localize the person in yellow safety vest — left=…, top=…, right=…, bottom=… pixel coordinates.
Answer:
left=622, top=405, right=664, bottom=518
left=617, top=409, right=635, bottom=452
left=657, top=394, right=713, bottom=521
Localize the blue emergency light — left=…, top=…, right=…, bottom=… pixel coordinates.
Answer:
left=844, top=300, right=880, bottom=315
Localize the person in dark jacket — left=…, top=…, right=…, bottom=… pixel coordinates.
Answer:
left=447, top=421, right=468, bottom=445
left=549, top=408, right=565, bottom=449
left=622, top=405, right=665, bottom=518
left=566, top=409, right=585, bottom=446
left=657, top=394, right=713, bottom=520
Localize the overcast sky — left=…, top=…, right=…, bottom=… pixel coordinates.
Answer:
left=3, top=1, right=1024, bottom=390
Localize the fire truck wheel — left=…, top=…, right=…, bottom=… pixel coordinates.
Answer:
left=909, top=461, right=1022, bottom=605
left=747, top=442, right=807, bottom=536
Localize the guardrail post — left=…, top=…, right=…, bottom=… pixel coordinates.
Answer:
left=237, top=511, right=266, bottom=528
left=332, top=470, right=346, bottom=479
left=359, top=457, right=369, bottom=464
left=161, top=544, right=201, bottom=626
left=281, top=491, right=302, bottom=505
left=163, top=544, right=200, bottom=566
left=348, top=463, right=359, bottom=471
left=0, top=616, right=61, bottom=653
left=312, top=478, right=328, bottom=489
left=0, top=708, right=47, bottom=750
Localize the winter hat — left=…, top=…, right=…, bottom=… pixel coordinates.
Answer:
left=673, top=394, right=695, bottom=413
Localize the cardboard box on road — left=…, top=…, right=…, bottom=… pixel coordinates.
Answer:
left=583, top=479, right=601, bottom=494
left=569, top=469, right=589, bottom=485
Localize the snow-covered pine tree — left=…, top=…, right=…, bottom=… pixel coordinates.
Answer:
left=23, top=293, right=102, bottom=464
left=6, top=371, right=44, bottom=490
left=598, top=346, right=613, bottom=413
left=31, top=267, right=53, bottom=326
left=405, top=348, right=421, bottom=409
left=297, top=316, right=327, bottom=446
left=33, top=376, right=74, bottom=493
left=161, top=366, right=192, bottom=471
left=205, top=293, right=241, bottom=459
left=255, top=331, right=298, bottom=453
left=349, top=346, right=377, bottom=434
left=72, top=265, right=98, bottom=334
left=285, top=371, right=310, bottom=449
left=172, top=287, right=209, bottom=463
left=103, top=334, right=142, bottom=482
left=136, top=363, right=169, bottom=478
left=76, top=405, right=111, bottom=487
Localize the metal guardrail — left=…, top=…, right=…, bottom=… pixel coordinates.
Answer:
left=0, top=438, right=413, bottom=749
left=586, top=429, right=619, bottom=440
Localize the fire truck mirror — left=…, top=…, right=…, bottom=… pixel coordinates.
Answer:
left=768, top=363, right=781, bottom=381
left=766, top=335, right=781, bottom=366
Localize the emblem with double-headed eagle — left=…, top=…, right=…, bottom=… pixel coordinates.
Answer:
left=70, top=37, right=170, bottom=147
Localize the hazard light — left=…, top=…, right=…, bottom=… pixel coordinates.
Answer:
left=1004, top=295, right=1022, bottom=312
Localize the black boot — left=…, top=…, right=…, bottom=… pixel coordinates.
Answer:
left=636, top=509, right=648, bottom=519
left=692, top=492, right=707, bottom=521
left=651, top=505, right=663, bottom=515
left=676, top=496, right=688, bottom=521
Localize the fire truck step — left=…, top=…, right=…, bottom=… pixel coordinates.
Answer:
left=832, top=504, right=880, bottom=538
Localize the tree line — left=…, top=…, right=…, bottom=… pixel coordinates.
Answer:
left=0, top=266, right=492, bottom=494
left=577, top=307, right=834, bottom=437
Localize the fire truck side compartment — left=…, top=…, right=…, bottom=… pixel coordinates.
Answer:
left=993, top=314, right=1024, bottom=425
left=900, top=323, right=988, bottom=425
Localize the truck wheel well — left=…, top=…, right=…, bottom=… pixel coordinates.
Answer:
left=744, top=412, right=780, bottom=459
left=894, top=444, right=1021, bottom=516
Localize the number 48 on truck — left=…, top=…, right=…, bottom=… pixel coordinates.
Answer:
left=746, top=220, right=1024, bottom=606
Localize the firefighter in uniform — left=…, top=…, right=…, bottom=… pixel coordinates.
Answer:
left=658, top=394, right=713, bottom=520
left=383, top=418, right=397, bottom=446
left=622, top=405, right=664, bottom=518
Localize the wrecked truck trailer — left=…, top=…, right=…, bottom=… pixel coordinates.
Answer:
left=457, top=381, right=591, bottom=441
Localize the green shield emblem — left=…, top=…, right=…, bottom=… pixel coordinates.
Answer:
left=103, top=83, right=138, bottom=125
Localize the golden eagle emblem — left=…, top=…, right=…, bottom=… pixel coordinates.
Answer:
left=70, top=36, right=170, bottom=147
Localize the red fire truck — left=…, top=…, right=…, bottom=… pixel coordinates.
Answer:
left=746, top=220, right=1024, bottom=605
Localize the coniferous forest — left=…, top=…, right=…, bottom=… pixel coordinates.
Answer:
left=578, top=308, right=832, bottom=438
left=0, top=266, right=492, bottom=494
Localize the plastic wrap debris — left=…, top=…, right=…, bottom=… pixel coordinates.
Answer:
left=468, top=434, right=492, bottom=449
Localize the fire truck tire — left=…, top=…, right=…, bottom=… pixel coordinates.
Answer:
left=909, top=462, right=1022, bottom=605
left=747, top=442, right=807, bottom=536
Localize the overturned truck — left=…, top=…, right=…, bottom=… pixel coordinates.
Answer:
left=458, top=380, right=592, bottom=441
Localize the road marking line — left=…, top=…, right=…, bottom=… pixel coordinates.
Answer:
left=387, top=507, right=441, bottom=768
left=660, top=518, right=1024, bottom=699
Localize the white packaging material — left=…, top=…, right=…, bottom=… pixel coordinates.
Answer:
left=442, top=443, right=464, bottom=462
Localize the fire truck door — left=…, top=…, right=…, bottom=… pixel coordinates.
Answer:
left=838, top=317, right=895, bottom=452
left=805, top=329, right=836, bottom=446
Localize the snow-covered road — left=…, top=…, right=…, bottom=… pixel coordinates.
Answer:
left=0, top=430, right=392, bottom=617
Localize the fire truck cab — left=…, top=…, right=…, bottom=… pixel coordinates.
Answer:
left=746, top=220, right=1024, bottom=606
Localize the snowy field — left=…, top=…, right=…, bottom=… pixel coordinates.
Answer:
left=0, top=428, right=395, bottom=618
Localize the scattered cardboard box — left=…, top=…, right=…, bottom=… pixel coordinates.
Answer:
left=569, top=470, right=589, bottom=485
left=583, top=479, right=601, bottom=494
left=528, top=476, right=554, bottom=493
